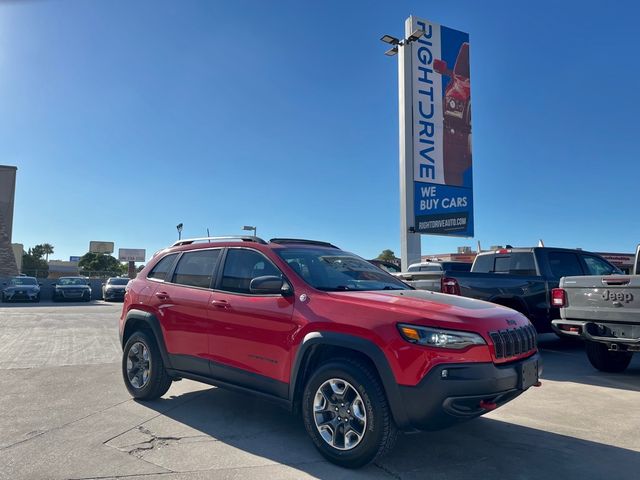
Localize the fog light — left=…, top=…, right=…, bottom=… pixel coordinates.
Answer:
left=441, top=369, right=448, bottom=379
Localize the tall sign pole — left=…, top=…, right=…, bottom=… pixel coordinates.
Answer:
left=386, top=16, right=474, bottom=271
left=398, top=24, right=421, bottom=271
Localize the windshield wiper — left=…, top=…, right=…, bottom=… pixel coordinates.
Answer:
left=316, top=285, right=352, bottom=291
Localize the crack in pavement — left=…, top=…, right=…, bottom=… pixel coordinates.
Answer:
left=373, top=461, right=403, bottom=479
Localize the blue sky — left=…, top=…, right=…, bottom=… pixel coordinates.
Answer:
left=2, top=0, right=639, bottom=263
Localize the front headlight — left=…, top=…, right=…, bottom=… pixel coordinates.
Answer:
left=398, top=324, right=486, bottom=349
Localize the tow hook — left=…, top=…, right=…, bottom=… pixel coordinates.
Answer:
left=479, top=400, right=497, bottom=411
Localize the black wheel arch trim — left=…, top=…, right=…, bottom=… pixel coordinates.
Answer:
left=289, top=331, right=410, bottom=429
left=122, top=309, right=173, bottom=369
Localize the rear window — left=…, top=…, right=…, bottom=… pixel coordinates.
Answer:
left=443, top=262, right=472, bottom=272
left=148, top=254, right=178, bottom=281
left=547, top=252, right=584, bottom=278
left=472, top=254, right=493, bottom=272
left=472, top=253, right=536, bottom=275
left=420, top=265, right=441, bottom=272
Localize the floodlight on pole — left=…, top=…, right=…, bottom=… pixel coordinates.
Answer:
left=384, top=46, right=398, bottom=57
left=407, top=28, right=426, bottom=42
left=380, top=34, right=400, bottom=45
left=176, top=223, right=183, bottom=240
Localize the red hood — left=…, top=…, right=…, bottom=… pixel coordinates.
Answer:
left=326, top=289, right=530, bottom=333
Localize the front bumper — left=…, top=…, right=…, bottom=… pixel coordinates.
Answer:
left=54, top=289, right=90, bottom=300
left=397, top=353, right=541, bottom=431
left=3, top=290, right=39, bottom=301
left=103, top=289, right=125, bottom=300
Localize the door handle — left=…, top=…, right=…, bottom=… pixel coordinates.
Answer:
left=155, top=291, right=170, bottom=300
left=211, top=299, right=230, bottom=308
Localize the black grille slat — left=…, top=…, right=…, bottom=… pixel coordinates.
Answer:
left=489, top=325, right=537, bottom=360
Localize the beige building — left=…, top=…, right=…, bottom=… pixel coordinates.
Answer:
left=0, top=165, right=18, bottom=276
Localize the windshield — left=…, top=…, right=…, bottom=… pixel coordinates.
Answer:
left=108, top=278, right=129, bottom=285
left=9, top=277, right=37, bottom=286
left=57, top=278, right=87, bottom=286
left=277, top=248, right=410, bottom=292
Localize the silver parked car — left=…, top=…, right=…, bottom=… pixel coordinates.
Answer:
left=52, top=277, right=92, bottom=302
left=1, top=276, right=41, bottom=302
left=102, top=277, right=130, bottom=302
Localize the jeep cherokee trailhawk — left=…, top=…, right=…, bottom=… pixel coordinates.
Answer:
left=119, top=237, right=541, bottom=468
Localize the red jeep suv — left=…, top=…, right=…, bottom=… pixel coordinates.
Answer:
left=119, top=237, right=540, bottom=468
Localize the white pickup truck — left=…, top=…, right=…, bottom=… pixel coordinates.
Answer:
left=552, top=244, right=640, bottom=372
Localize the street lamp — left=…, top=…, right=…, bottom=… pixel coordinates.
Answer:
left=242, top=225, right=257, bottom=237
left=176, top=223, right=183, bottom=240
left=379, top=29, right=425, bottom=56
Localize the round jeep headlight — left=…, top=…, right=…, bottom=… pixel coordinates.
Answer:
left=449, top=98, right=456, bottom=109
left=398, top=324, right=486, bottom=349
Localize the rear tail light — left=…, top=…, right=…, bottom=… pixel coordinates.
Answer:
left=441, top=277, right=461, bottom=295
left=551, top=288, right=567, bottom=307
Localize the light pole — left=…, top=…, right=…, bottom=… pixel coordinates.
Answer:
left=242, top=225, right=257, bottom=237
left=176, top=223, right=183, bottom=240
left=381, top=27, right=425, bottom=271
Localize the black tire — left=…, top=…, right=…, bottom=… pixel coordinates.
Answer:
left=34, top=294, right=40, bottom=303
left=302, top=357, right=397, bottom=468
left=585, top=341, right=632, bottom=373
left=122, top=330, right=172, bottom=400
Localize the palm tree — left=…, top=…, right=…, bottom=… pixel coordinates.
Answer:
left=41, top=243, right=54, bottom=262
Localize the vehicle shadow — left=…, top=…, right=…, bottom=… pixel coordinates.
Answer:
left=538, top=333, right=640, bottom=392
left=133, top=387, right=640, bottom=479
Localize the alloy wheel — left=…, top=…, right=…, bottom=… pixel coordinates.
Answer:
left=313, top=378, right=367, bottom=450
left=126, top=342, right=151, bottom=389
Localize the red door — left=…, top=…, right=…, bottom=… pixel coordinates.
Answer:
left=208, top=248, right=297, bottom=393
left=151, top=248, right=223, bottom=375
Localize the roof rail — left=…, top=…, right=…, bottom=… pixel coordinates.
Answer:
left=171, top=236, right=267, bottom=247
left=269, top=238, right=339, bottom=249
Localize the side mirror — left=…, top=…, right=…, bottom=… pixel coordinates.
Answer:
left=249, top=275, right=291, bottom=295
left=39, top=283, right=43, bottom=286
left=51, top=283, right=56, bottom=287
left=433, top=58, right=449, bottom=76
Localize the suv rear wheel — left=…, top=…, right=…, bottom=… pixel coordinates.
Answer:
left=122, top=331, right=172, bottom=400
left=302, top=357, right=397, bottom=468
left=585, top=341, right=633, bottom=373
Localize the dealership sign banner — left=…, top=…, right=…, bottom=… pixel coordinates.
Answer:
left=409, top=16, right=473, bottom=237
left=118, top=248, right=146, bottom=263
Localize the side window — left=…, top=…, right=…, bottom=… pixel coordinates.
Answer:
left=220, top=249, right=282, bottom=294
left=582, top=256, right=617, bottom=276
left=147, top=254, right=178, bottom=281
left=472, top=254, right=493, bottom=272
left=171, top=249, right=221, bottom=288
left=547, top=252, right=584, bottom=278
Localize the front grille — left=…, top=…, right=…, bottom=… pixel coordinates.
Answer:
left=489, top=324, right=537, bottom=359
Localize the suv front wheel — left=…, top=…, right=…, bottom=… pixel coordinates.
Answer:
left=122, top=331, right=172, bottom=400
left=302, top=357, right=397, bottom=468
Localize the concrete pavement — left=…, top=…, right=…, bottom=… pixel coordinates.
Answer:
left=0, top=302, right=639, bottom=479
